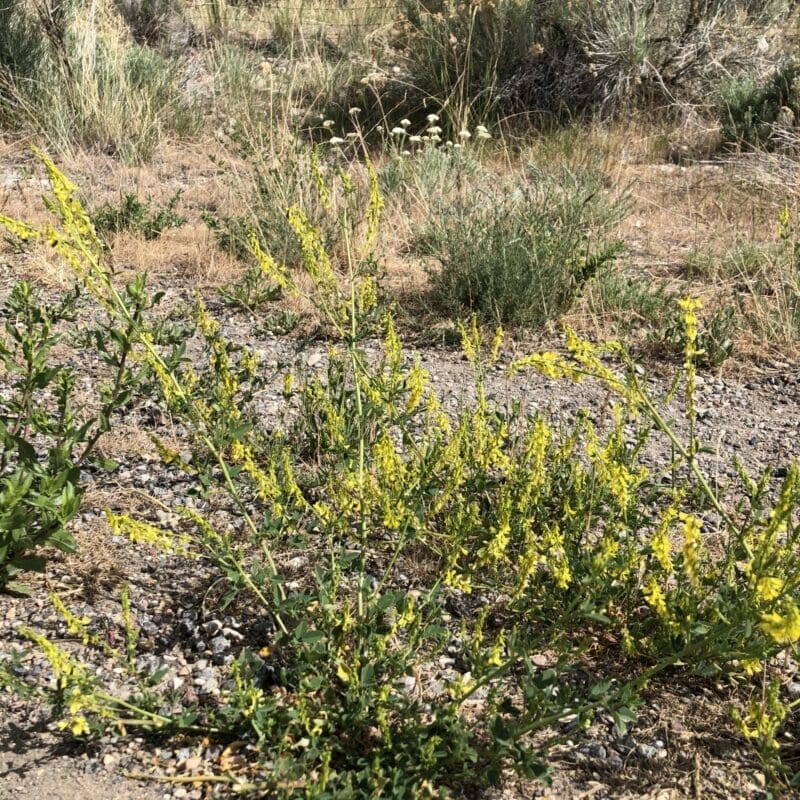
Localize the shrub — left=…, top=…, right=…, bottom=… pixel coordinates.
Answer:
left=203, top=131, right=354, bottom=269
left=0, top=155, right=187, bottom=592
left=418, top=164, right=626, bottom=327
left=0, top=2, right=198, bottom=161
left=113, top=0, right=191, bottom=49
left=720, top=61, right=799, bottom=150
left=397, top=0, right=540, bottom=129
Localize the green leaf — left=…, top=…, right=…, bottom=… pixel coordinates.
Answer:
left=9, top=554, right=46, bottom=572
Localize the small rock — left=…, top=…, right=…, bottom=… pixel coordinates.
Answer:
left=579, top=742, right=607, bottom=759
left=636, top=743, right=665, bottom=761
left=178, top=755, right=202, bottom=773
left=607, top=754, right=624, bottom=771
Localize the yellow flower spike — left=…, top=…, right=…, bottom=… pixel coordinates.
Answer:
left=490, top=325, right=504, bottom=365
left=621, top=628, right=636, bottom=656
left=0, top=213, right=41, bottom=243
left=679, top=513, right=704, bottom=591
left=405, top=359, right=429, bottom=413
left=740, top=658, right=762, bottom=676
left=49, top=593, right=94, bottom=646
left=508, top=351, right=582, bottom=381
left=678, top=296, right=704, bottom=422
left=311, top=148, right=333, bottom=214
left=650, top=506, right=677, bottom=574
left=106, top=511, right=195, bottom=558
left=337, top=166, right=355, bottom=197
left=777, top=204, right=791, bottom=239
left=364, top=158, right=384, bottom=253
left=458, top=315, right=480, bottom=366
left=383, top=315, right=403, bottom=373
left=760, top=599, right=800, bottom=644
left=755, top=576, right=785, bottom=602
left=249, top=231, right=297, bottom=295
left=356, top=275, right=378, bottom=315
left=642, top=576, right=670, bottom=622
left=487, top=632, right=505, bottom=667
left=288, top=205, right=337, bottom=292
left=443, top=569, right=472, bottom=594
left=240, top=348, right=259, bottom=379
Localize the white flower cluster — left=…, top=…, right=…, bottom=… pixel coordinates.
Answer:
left=320, top=108, right=492, bottom=154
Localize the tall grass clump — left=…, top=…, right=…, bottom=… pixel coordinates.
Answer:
left=0, top=0, right=48, bottom=127
left=0, top=0, right=198, bottom=161
left=4, top=152, right=800, bottom=795
left=417, top=163, right=627, bottom=327
left=409, top=0, right=800, bottom=123
left=397, top=0, right=540, bottom=129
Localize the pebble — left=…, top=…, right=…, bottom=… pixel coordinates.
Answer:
left=636, top=743, right=666, bottom=761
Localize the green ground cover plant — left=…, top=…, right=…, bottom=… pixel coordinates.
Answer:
left=2, top=153, right=800, bottom=795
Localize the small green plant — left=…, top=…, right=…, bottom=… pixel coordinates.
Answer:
left=0, top=154, right=184, bottom=592
left=218, top=263, right=282, bottom=312
left=91, top=189, right=185, bottom=240
left=418, top=164, right=626, bottom=326
left=203, top=127, right=340, bottom=267
left=257, top=309, right=300, bottom=336
left=656, top=302, right=735, bottom=368
left=584, top=269, right=677, bottom=333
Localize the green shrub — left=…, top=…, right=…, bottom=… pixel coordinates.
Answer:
left=418, top=165, right=626, bottom=326
left=0, top=275, right=161, bottom=593
left=720, top=60, right=799, bottom=150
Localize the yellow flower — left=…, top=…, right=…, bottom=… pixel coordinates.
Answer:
left=740, top=658, right=762, bottom=676
left=60, top=715, right=90, bottom=737
left=405, top=360, right=429, bottom=413
left=105, top=511, right=194, bottom=557
left=650, top=506, right=676, bottom=574
left=487, top=632, right=505, bottom=667
left=679, top=513, right=703, bottom=591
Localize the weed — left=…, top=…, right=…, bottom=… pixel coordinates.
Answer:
left=5, top=153, right=800, bottom=795
left=218, top=263, right=282, bottom=312
left=583, top=269, right=677, bottom=334
left=91, top=190, right=185, bottom=241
